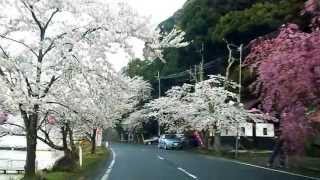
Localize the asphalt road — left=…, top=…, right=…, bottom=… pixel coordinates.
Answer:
left=101, top=143, right=317, bottom=180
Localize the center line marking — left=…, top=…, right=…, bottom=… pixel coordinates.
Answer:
left=177, top=167, right=198, bottom=179
left=158, top=155, right=165, bottom=160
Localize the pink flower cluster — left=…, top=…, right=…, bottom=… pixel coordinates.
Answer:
left=245, top=21, right=320, bottom=154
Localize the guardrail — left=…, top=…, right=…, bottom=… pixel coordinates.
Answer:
left=0, top=159, right=30, bottom=174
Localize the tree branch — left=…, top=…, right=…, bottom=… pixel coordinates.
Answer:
left=37, top=111, right=49, bottom=130
left=25, top=77, right=34, bottom=96
left=19, top=104, right=30, bottom=128
left=3, top=122, right=25, bottom=130
left=45, top=101, right=79, bottom=114
left=0, top=67, right=14, bottom=92
left=43, top=33, right=70, bottom=56
left=0, top=34, right=38, bottom=57
left=28, top=4, right=43, bottom=30
left=38, top=125, right=65, bottom=151
left=0, top=46, right=9, bottom=58
left=37, top=132, right=64, bottom=151
left=41, top=76, right=59, bottom=98
left=44, top=8, right=60, bottom=30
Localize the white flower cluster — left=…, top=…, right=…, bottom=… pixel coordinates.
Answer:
left=0, top=0, right=181, bottom=138
left=143, top=75, right=266, bottom=134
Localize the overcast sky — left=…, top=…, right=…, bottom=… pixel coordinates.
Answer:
left=109, top=0, right=187, bottom=71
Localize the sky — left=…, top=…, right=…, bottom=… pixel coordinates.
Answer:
left=109, top=0, right=187, bottom=71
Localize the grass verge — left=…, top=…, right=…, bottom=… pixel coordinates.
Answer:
left=43, top=144, right=110, bottom=180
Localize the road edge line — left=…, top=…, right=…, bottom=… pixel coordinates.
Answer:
left=227, top=159, right=320, bottom=180
left=101, top=148, right=116, bottom=180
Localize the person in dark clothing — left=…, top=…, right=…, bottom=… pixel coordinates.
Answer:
left=267, top=137, right=287, bottom=168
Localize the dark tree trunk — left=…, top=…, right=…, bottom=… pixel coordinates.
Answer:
left=25, top=125, right=37, bottom=178
left=61, top=126, right=69, bottom=155
left=66, top=122, right=78, bottom=160
left=52, top=125, right=76, bottom=171
left=141, top=133, right=145, bottom=144
left=91, top=128, right=97, bottom=154
left=22, top=105, right=39, bottom=178
left=200, top=130, right=209, bottom=149
left=62, top=127, right=73, bottom=164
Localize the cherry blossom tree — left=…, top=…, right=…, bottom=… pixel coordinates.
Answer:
left=244, top=3, right=320, bottom=154
left=119, top=76, right=152, bottom=142
left=0, top=0, right=188, bottom=177
left=144, top=75, right=264, bottom=150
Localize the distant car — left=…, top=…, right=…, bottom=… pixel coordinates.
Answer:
left=158, top=134, right=183, bottom=150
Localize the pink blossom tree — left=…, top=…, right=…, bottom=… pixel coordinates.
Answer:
left=245, top=13, right=320, bottom=154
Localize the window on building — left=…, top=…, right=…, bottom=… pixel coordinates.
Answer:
left=241, top=127, right=245, bottom=135
left=263, top=128, right=268, bottom=136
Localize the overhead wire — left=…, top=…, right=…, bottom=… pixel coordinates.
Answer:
left=159, top=59, right=222, bottom=80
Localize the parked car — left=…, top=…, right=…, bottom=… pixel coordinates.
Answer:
left=158, top=134, right=183, bottom=150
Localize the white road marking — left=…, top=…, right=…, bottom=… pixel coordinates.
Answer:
left=177, top=167, right=198, bottom=179
left=229, top=160, right=320, bottom=180
left=157, top=155, right=165, bottom=160
left=101, top=148, right=116, bottom=180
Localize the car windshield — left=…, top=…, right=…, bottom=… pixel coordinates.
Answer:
left=164, top=135, right=178, bottom=139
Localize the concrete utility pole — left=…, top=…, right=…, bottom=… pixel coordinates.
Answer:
left=157, top=72, right=161, bottom=98
left=194, top=65, right=198, bottom=83
left=238, top=44, right=243, bottom=102
left=199, top=43, right=205, bottom=82
left=157, top=72, right=161, bottom=137
left=235, top=44, right=244, bottom=159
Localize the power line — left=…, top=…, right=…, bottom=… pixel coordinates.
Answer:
left=159, top=59, right=222, bottom=80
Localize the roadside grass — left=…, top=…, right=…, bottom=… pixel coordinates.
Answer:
left=43, top=143, right=110, bottom=180
left=192, top=148, right=320, bottom=178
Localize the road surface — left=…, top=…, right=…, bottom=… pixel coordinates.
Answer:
left=100, top=143, right=317, bottom=180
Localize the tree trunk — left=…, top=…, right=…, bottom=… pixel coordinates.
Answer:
left=62, top=126, right=73, bottom=162
left=66, top=122, right=78, bottom=160
left=200, top=130, right=209, bottom=149
left=214, top=132, right=221, bottom=153
left=140, top=133, right=145, bottom=144
left=22, top=105, right=39, bottom=178
left=52, top=125, right=76, bottom=170
left=61, top=126, right=69, bottom=156
left=91, top=128, right=97, bottom=154
left=25, top=125, right=37, bottom=178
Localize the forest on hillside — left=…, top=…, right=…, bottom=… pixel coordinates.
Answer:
left=124, top=0, right=308, bottom=100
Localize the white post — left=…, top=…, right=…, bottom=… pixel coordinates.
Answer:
left=35, top=160, right=38, bottom=170
left=79, top=145, right=83, bottom=167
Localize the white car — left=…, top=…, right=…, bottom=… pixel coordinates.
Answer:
left=158, top=134, right=183, bottom=150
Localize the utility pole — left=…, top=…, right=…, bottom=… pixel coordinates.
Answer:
left=157, top=72, right=161, bottom=137
left=157, top=72, right=161, bottom=98
left=194, top=65, right=198, bottom=83
left=189, top=66, right=192, bottom=81
left=238, top=44, right=243, bottom=102
left=200, top=43, right=205, bottom=82
left=235, top=44, right=244, bottom=159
